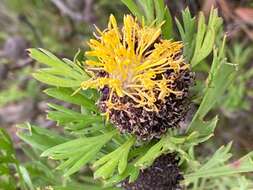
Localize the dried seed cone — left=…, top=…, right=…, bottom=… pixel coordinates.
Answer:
left=122, top=154, right=184, bottom=190
left=99, top=67, right=194, bottom=140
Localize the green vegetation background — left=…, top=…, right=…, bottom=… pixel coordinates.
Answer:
left=1, top=0, right=253, bottom=190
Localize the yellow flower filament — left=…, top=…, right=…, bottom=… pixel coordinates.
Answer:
left=81, top=15, right=186, bottom=116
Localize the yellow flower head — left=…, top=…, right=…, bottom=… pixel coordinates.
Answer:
left=81, top=15, right=188, bottom=115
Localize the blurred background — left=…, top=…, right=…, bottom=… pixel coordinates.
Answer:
left=0, top=0, right=253, bottom=180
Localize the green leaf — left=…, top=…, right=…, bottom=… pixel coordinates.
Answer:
left=41, top=130, right=117, bottom=177
left=175, top=8, right=196, bottom=62
left=187, top=116, right=218, bottom=140
left=19, top=166, right=34, bottom=190
left=154, top=0, right=166, bottom=24
left=53, top=184, right=120, bottom=190
left=198, top=142, right=233, bottom=171
left=29, top=49, right=87, bottom=79
left=135, top=137, right=165, bottom=168
left=33, top=71, right=82, bottom=87
left=47, top=110, right=103, bottom=125
left=17, top=123, right=68, bottom=151
left=138, top=0, right=154, bottom=23
left=162, top=7, right=173, bottom=39
left=45, top=88, right=98, bottom=112
left=0, top=128, right=13, bottom=152
left=121, top=0, right=142, bottom=20
left=29, top=48, right=89, bottom=87
left=29, top=48, right=66, bottom=68
left=185, top=150, right=253, bottom=182
left=188, top=37, right=235, bottom=136
left=66, top=122, right=104, bottom=133
left=0, top=128, right=31, bottom=190
left=198, top=60, right=233, bottom=118
left=93, top=137, right=135, bottom=179
left=228, top=43, right=253, bottom=68
left=64, top=146, right=102, bottom=177
left=135, top=133, right=192, bottom=169
left=190, top=9, right=222, bottom=67
left=104, top=164, right=139, bottom=187
left=48, top=103, right=82, bottom=115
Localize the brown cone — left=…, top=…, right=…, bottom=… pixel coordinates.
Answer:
left=122, top=154, right=184, bottom=190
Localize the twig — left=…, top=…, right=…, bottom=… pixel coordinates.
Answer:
left=51, top=0, right=84, bottom=21
left=83, top=0, right=95, bottom=23
left=9, top=58, right=34, bottom=71
left=18, top=14, right=43, bottom=47
left=51, top=0, right=95, bottom=23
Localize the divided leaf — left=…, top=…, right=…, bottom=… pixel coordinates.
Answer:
left=93, top=137, right=135, bottom=179
left=121, top=0, right=173, bottom=38
left=17, top=124, right=68, bottom=151
left=188, top=37, right=236, bottom=137
left=175, top=8, right=196, bottom=62
left=135, top=133, right=194, bottom=169
left=190, top=9, right=222, bottom=67
left=29, top=48, right=88, bottom=87
left=185, top=145, right=253, bottom=182
left=41, top=130, right=117, bottom=177
left=45, top=88, right=97, bottom=112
